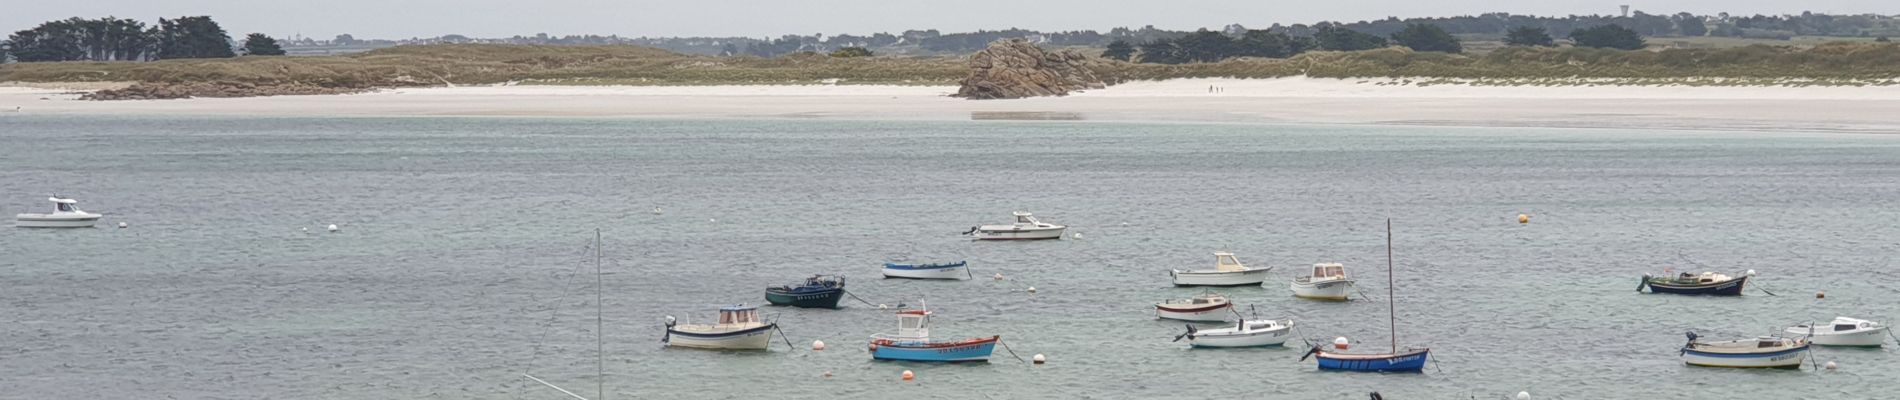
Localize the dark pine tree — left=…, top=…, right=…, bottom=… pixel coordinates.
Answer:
left=241, top=33, right=285, bottom=56
left=1101, top=40, right=1134, bottom=61
left=1313, top=25, right=1387, bottom=51
left=156, top=16, right=235, bottom=59
left=1503, top=26, right=1556, bottom=47
left=1389, top=23, right=1462, bottom=53
left=1569, top=24, right=1647, bottom=50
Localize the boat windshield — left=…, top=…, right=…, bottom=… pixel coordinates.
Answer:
left=1836, top=324, right=1858, bottom=331
left=56, top=203, right=73, bottom=212
left=1016, top=215, right=1033, bottom=224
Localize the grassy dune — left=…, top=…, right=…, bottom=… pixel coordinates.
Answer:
left=0, top=44, right=967, bottom=88
left=1116, top=43, right=1900, bottom=85
left=4, top=42, right=1898, bottom=94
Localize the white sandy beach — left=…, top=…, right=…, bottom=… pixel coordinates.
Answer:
left=5, top=77, right=1900, bottom=133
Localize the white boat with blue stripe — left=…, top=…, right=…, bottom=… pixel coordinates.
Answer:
left=882, top=261, right=970, bottom=280
left=1680, top=333, right=1810, bottom=369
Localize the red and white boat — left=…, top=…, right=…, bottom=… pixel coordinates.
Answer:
left=1154, top=292, right=1233, bottom=322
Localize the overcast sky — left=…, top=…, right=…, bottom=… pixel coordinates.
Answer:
left=7, top=1, right=1896, bottom=40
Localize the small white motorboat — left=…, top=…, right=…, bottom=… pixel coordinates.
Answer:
left=15, top=196, right=103, bottom=228
left=1680, top=332, right=1810, bottom=369
left=882, top=261, right=971, bottom=280
left=965, top=212, right=1065, bottom=240
left=1173, top=318, right=1295, bottom=348
left=663, top=304, right=777, bottom=350
left=1290, top=263, right=1355, bottom=301
left=1787, top=317, right=1889, bottom=347
left=1170, top=252, right=1271, bottom=287
left=1154, top=292, right=1234, bottom=322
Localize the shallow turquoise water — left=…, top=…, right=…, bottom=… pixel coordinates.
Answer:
left=2, top=115, right=1897, bottom=399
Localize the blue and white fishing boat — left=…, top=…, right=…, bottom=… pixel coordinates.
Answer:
left=1300, top=220, right=1431, bottom=372
left=868, top=305, right=998, bottom=362
left=663, top=304, right=777, bottom=350
left=1639, top=270, right=1750, bottom=296
left=882, top=261, right=971, bottom=280
left=1680, top=332, right=1810, bottom=369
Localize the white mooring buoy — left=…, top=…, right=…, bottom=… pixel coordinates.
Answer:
left=327, top=224, right=340, bottom=232
left=993, top=273, right=1004, bottom=281
left=118, top=221, right=127, bottom=228
left=812, top=340, right=826, bottom=351
left=1826, top=361, right=1838, bottom=370
left=1033, top=353, right=1046, bottom=364
left=1026, top=286, right=1037, bottom=293
left=1517, top=391, right=1530, bottom=400
left=1334, top=337, right=1350, bottom=350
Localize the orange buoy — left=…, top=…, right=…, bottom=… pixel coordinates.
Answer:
left=1334, top=337, right=1350, bottom=350
left=1816, top=291, right=1826, bottom=299
left=1517, top=214, right=1529, bottom=224
left=901, top=370, right=914, bottom=381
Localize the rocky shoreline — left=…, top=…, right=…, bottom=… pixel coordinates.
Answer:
left=80, top=81, right=380, bottom=100
left=954, top=39, right=1114, bottom=100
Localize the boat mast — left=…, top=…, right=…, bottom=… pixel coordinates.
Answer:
left=595, top=228, right=604, bottom=400
left=1386, top=219, right=1396, bottom=353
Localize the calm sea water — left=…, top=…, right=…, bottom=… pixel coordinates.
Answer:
left=2, top=115, right=1897, bottom=399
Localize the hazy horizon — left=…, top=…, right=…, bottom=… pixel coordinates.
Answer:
left=7, top=0, right=1900, bottom=41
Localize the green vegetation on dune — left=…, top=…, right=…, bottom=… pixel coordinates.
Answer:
left=4, top=41, right=1898, bottom=99
left=0, top=44, right=967, bottom=88
left=1115, top=42, right=1900, bottom=84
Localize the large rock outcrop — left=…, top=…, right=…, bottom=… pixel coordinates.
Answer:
left=954, top=39, right=1110, bottom=99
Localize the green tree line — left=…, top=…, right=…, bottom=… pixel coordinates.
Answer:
left=3, top=15, right=284, bottom=62
left=1114, top=23, right=1663, bottom=64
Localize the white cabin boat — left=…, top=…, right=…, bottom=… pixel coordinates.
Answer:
left=16, top=196, right=102, bottom=228
left=1787, top=317, right=1888, bottom=347
left=967, top=212, right=1065, bottom=240
left=1154, top=292, right=1233, bottom=322
left=663, top=304, right=776, bottom=350
left=1170, top=252, right=1270, bottom=287
left=1175, top=319, right=1295, bottom=348
left=1680, top=333, right=1809, bottom=369
left=1291, top=263, right=1355, bottom=300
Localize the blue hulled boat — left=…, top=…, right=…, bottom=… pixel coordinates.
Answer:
left=1639, top=271, right=1748, bottom=296
left=765, top=275, right=845, bottom=308
left=868, top=308, right=998, bottom=362
left=1302, top=220, right=1432, bottom=373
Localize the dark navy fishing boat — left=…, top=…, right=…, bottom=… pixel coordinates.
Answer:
left=765, top=275, right=846, bottom=309
left=1639, top=270, right=1749, bottom=296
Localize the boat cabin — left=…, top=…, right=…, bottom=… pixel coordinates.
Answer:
left=50, top=197, right=78, bottom=213
left=893, top=310, right=932, bottom=339
left=1213, top=252, right=1247, bottom=272
left=1310, top=263, right=1347, bottom=279
left=717, top=305, right=762, bottom=326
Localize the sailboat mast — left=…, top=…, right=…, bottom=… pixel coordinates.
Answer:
left=1386, top=219, right=1396, bottom=353
left=595, top=228, right=604, bottom=400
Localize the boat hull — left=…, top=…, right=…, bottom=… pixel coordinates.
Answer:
left=1171, top=268, right=1270, bottom=287
left=973, top=227, right=1064, bottom=240
left=1682, top=345, right=1808, bottom=368
left=882, top=262, right=968, bottom=280
left=1290, top=279, right=1354, bottom=300
left=1644, top=276, right=1746, bottom=296
left=1788, top=327, right=1887, bottom=347
left=764, top=288, right=844, bottom=309
left=15, top=214, right=101, bottom=228
left=1155, top=303, right=1232, bottom=322
left=666, top=324, right=775, bottom=350
left=871, top=336, right=998, bottom=362
left=1315, top=349, right=1430, bottom=372
left=1187, top=326, right=1292, bottom=348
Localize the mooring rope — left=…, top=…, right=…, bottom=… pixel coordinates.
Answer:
left=997, top=339, right=1028, bottom=363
